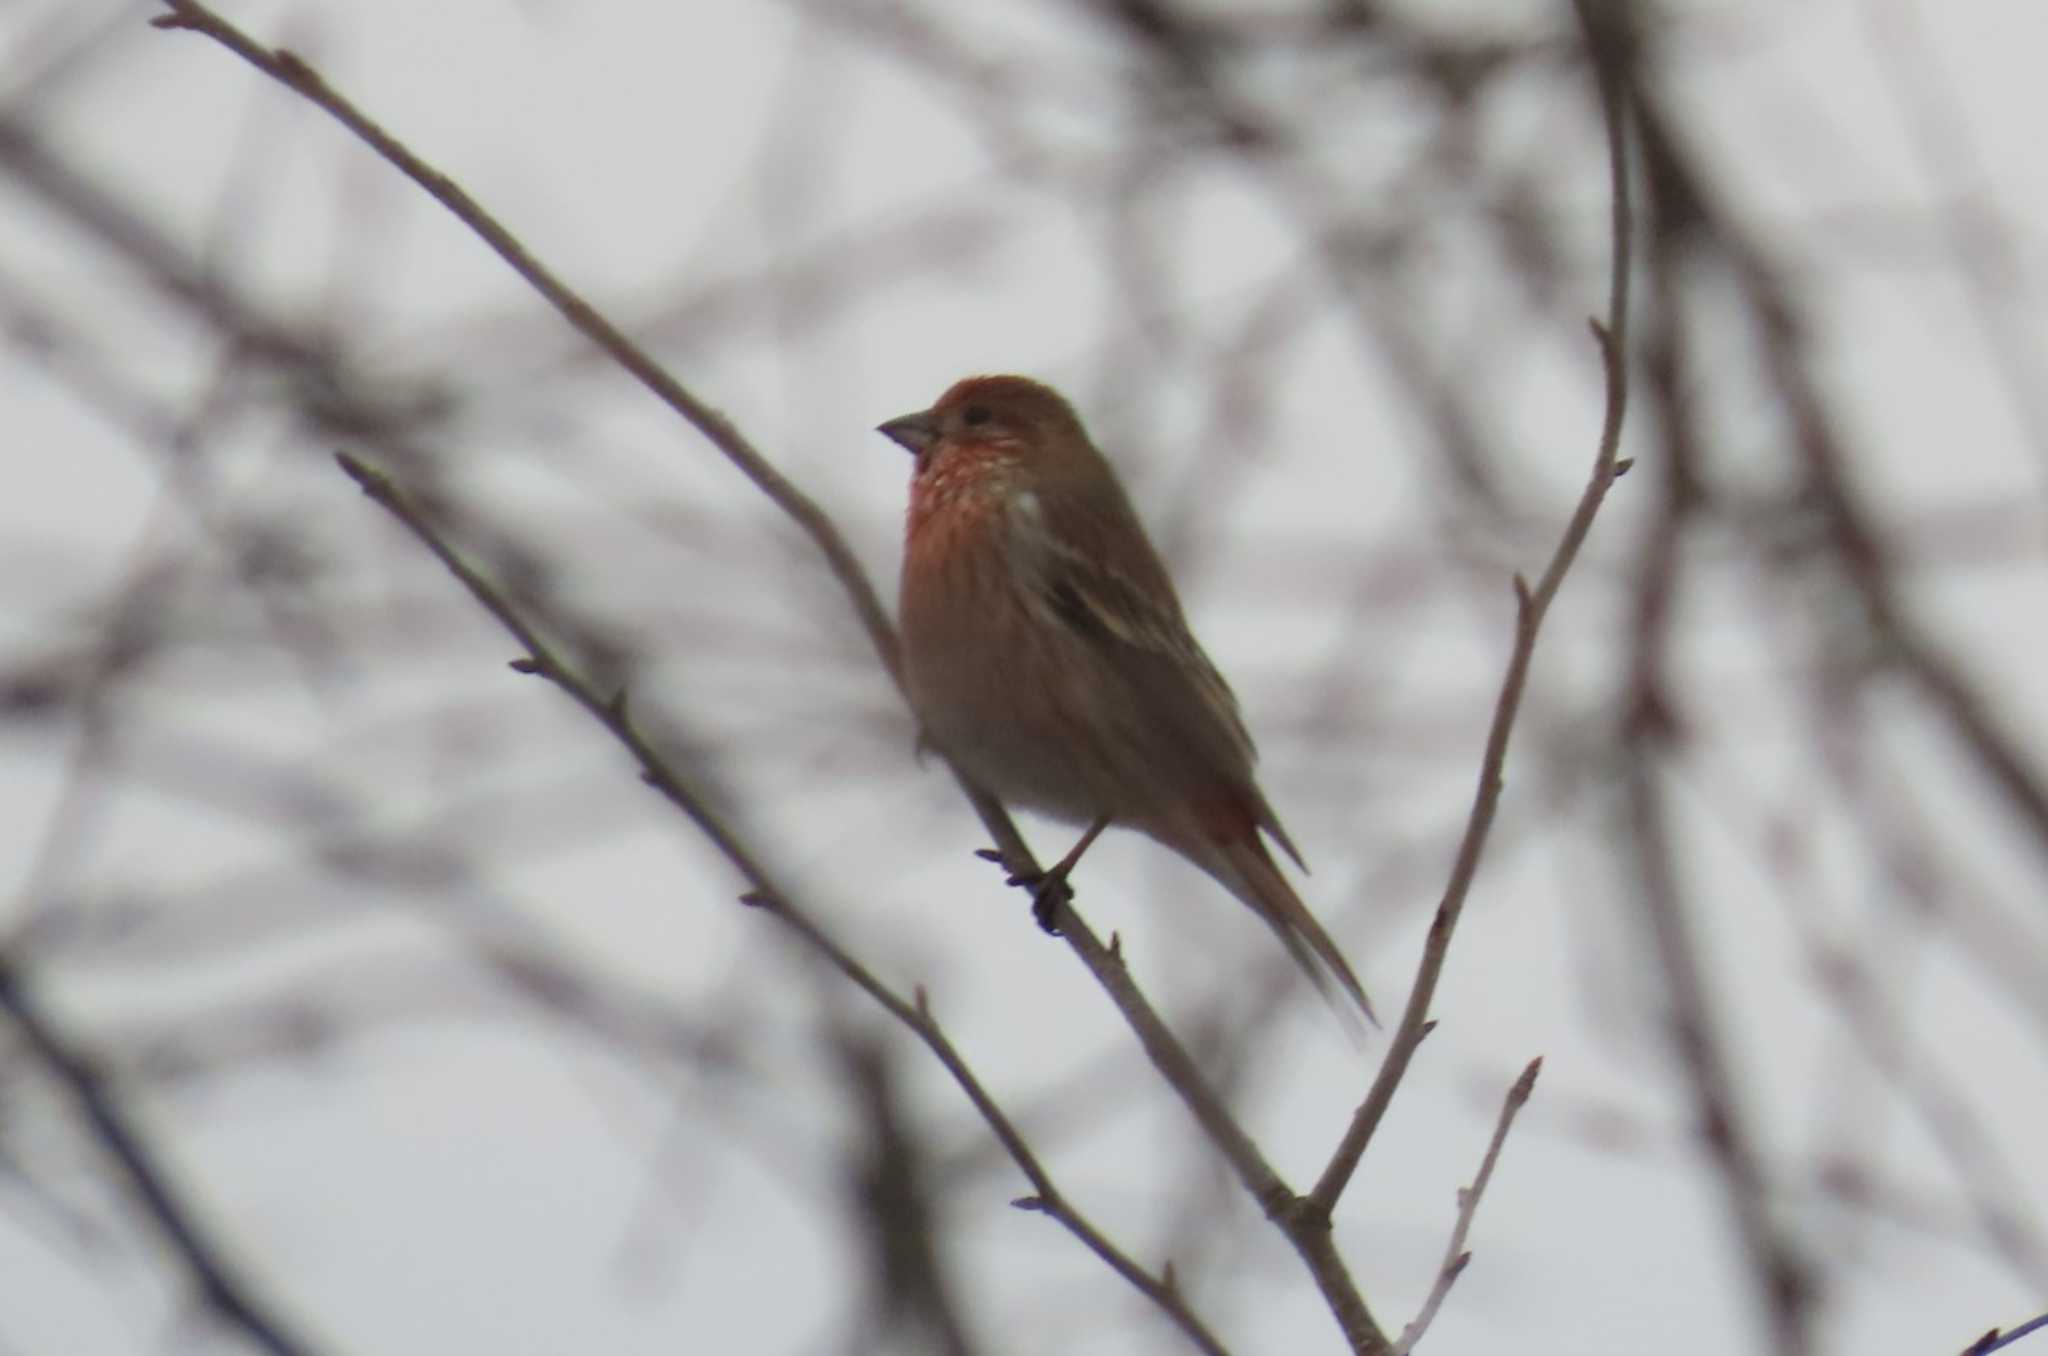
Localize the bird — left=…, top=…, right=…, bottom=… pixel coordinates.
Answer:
left=877, top=374, right=1373, bottom=1023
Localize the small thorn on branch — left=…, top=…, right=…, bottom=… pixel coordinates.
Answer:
left=1614, top=457, right=1635, bottom=477
left=1010, top=1195, right=1047, bottom=1213
left=509, top=657, right=541, bottom=675
left=737, top=890, right=774, bottom=909
left=914, top=984, right=931, bottom=1017
left=973, top=847, right=1006, bottom=865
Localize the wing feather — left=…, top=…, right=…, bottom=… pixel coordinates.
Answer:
left=1003, top=484, right=1295, bottom=833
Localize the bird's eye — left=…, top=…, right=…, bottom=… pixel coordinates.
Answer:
left=961, top=405, right=992, bottom=427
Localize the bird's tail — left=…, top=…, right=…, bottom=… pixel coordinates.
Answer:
left=1173, top=823, right=1376, bottom=1028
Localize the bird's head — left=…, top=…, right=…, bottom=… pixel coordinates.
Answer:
left=876, top=375, right=1090, bottom=482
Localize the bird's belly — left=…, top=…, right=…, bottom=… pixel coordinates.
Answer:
left=901, top=564, right=1115, bottom=825
left=905, top=641, right=1106, bottom=824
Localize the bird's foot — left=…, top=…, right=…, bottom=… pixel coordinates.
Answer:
left=974, top=848, right=1073, bottom=935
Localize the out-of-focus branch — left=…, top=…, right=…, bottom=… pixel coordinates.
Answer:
left=1615, top=14, right=2048, bottom=880
left=1612, top=9, right=2048, bottom=1345
left=1395, top=1057, right=1541, bottom=1355
left=832, top=1031, right=982, bottom=1356
left=0, top=957, right=329, bottom=1356
left=1622, top=55, right=1817, bottom=1356
left=330, top=453, right=1234, bottom=1356
left=1309, top=0, right=1633, bottom=1216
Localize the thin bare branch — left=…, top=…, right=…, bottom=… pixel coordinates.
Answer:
left=0, top=958, right=329, bottom=1356
left=150, top=0, right=902, bottom=688
left=1621, top=68, right=1819, bottom=1356
left=1963, top=1313, right=2048, bottom=1355
left=330, top=453, right=1233, bottom=1356
left=1309, top=0, right=1632, bottom=1215
left=1395, top=1058, right=1542, bottom=1355
left=149, top=5, right=1386, bottom=1341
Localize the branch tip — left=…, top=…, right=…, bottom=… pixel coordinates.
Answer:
left=1512, top=1056, right=1543, bottom=1101
left=333, top=450, right=389, bottom=499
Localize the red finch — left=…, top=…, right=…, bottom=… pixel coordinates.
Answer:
left=879, top=375, right=1373, bottom=1022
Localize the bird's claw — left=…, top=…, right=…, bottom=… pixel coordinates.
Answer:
left=975, top=848, right=1071, bottom=935
left=1021, top=870, right=1072, bottom=935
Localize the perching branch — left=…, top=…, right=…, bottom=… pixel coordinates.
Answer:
left=330, top=452, right=1233, bottom=1356
left=146, top=4, right=1385, bottom=1345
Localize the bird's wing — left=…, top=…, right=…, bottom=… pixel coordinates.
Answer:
left=1018, top=489, right=1243, bottom=697
left=1005, top=486, right=1307, bottom=870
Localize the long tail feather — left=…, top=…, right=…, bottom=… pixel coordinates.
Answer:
left=1190, top=830, right=1376, bottom=1027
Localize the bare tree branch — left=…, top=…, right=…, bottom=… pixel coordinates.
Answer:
left=1396, top=1057, right=1542, bottom=1355
left=150, top=0, right=903, bottom=688
left=144, top=6, right=1399, bottom=1344
left=0, top=957, right=329, bottom=1356
left=1963, top=1313, right=2048, bottom=1356
left=330, top=452, right=1234, bottom=1356
left=1309, top=0, right=1633, bottom=1216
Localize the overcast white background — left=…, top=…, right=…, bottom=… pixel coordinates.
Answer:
left=2, top=1, right=2046, bottom=1354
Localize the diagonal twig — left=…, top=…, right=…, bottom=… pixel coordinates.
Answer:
left=143, top=6, right=1351, bottom=1345
left=148, top=0, right=901, bottom=687
left=0, top=958, right=329, bottom=1356
left=1308, top=0, right=1633, bottom=1217
left=1395, top=1058, right=1542, bottom=1355
left=331, top=451, right=1234, bottom=1356
left=1963, top=1312, right=2048, bottom=1355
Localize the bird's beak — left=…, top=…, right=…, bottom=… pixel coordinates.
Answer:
left=876, top=409, right=940, bottom=456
